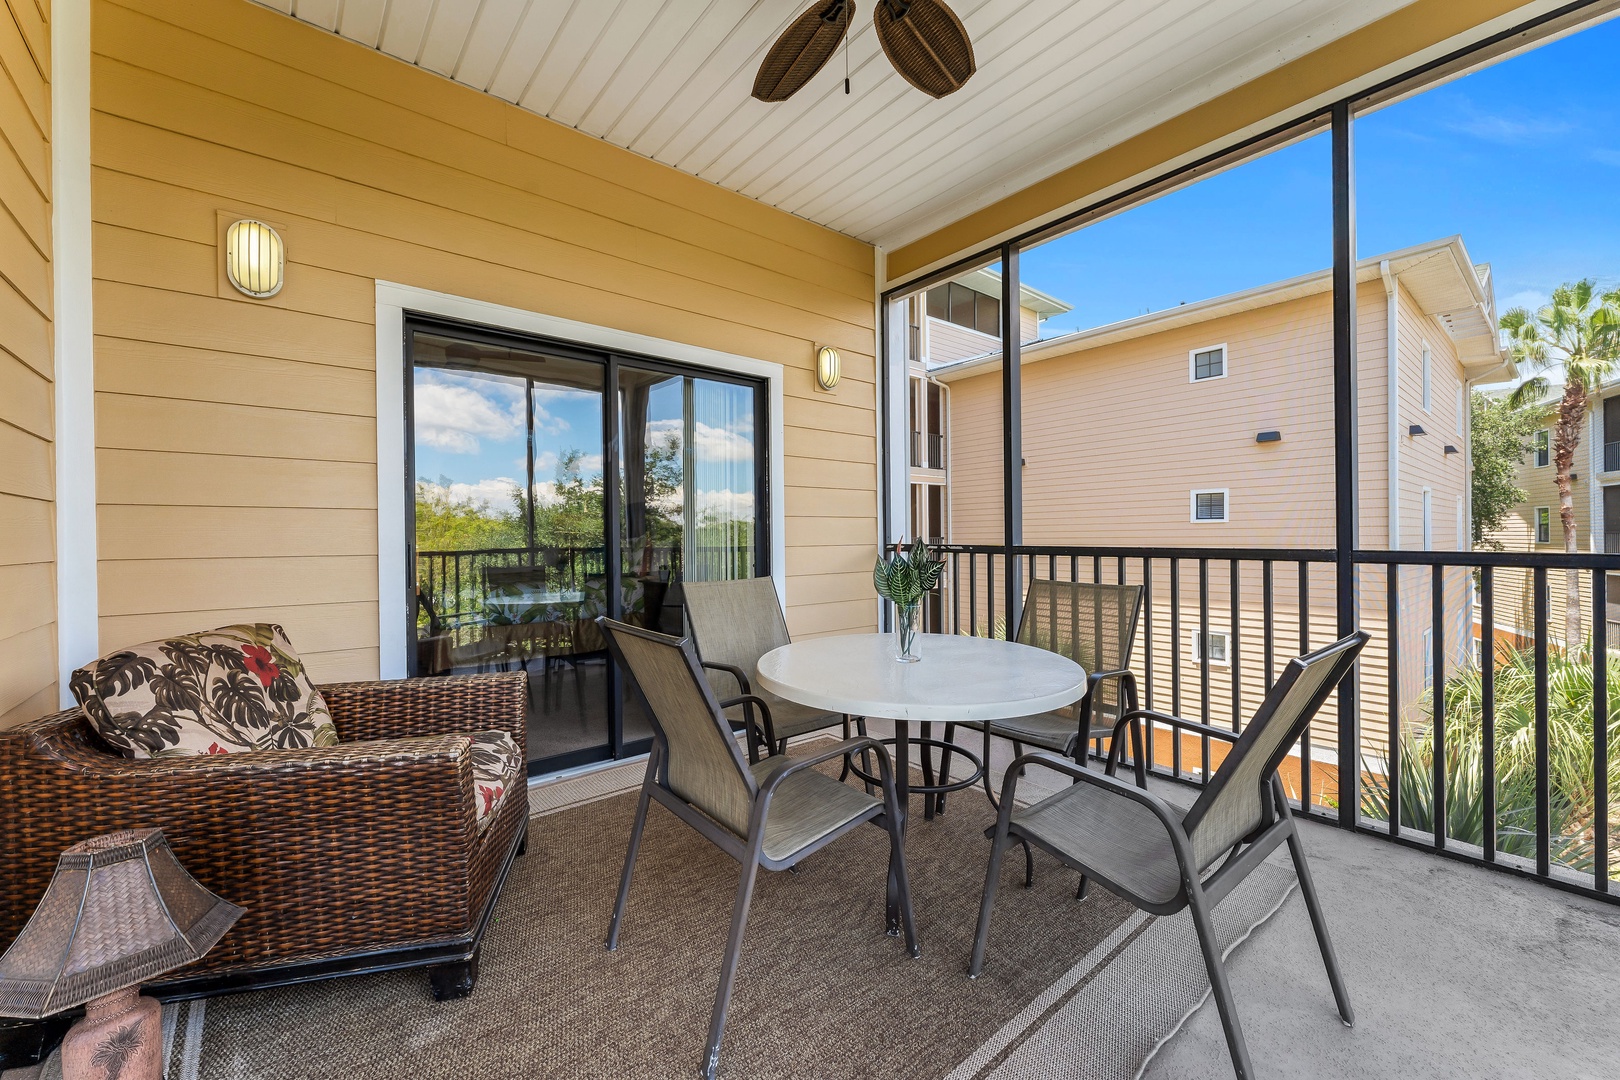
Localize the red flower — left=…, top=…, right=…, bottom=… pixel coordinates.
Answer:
left=242, top=644, right=280, bottom=687
left=205, top=742, right=230, bottom=755
left=481, top=784, right=504, bottom=815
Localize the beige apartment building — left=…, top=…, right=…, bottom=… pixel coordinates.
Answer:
left=1489, top=384, right=1620, bottom=647
left=906, top=237, right=1513, bottom=790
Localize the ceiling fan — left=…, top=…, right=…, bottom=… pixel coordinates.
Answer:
left=752, top=0, right=976, bottom=103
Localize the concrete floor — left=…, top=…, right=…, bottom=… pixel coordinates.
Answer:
left=883, top=722, right=1620, bottom=1080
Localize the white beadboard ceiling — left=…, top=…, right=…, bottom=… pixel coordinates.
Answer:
left=258, top=0, right=1418, bottom=248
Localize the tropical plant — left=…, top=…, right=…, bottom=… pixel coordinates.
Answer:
left=1469, top=390, right=1541, bottom=550
left=1362, top=643, right=1620, bottom=877
left=1502, top=280, right=1620, bottom=643
left=872, top=539, right=944, bottom=607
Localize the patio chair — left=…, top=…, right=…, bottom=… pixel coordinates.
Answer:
left=937, top=579, right=1144, bottom=812
left=684, top=577, right=868, bottom=763
left=968, top=631, right=1367, bottom=1080
left=597, top=617, right=918, bottom=1080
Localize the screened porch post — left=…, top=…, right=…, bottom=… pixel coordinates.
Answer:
left=1332, top=99, right=1361, bottom=827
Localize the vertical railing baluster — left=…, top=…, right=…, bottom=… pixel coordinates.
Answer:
left=1230, top=559, right=1242, bottom=733
left=1199, top=557, right=1211, bottom=782
left=1593, top=567, right=1609, bottom=892
left=1387, top=563, right=1400, bottom=836
left=952, top=551, right=961, bottom=634
left=1533, top=565, right=1550, bottom=877
left=1431, top=564, right=1446, bottom=851
left=1482, top=565, right=1496, bottom=861
left=1299, top=561, right=1312, bottom=810
left=1092, top=554, right=1101, bottom=585
left=1263, top=560, right=1275, bottom=690
left=1143, top=556, right=1154, bottom=770
left=1171, top=558, right=1182, bottom=779
left=969, top=553, right=978, bottom=638
left=988, top=553, right=997, bottom=639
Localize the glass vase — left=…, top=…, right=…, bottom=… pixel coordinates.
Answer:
left=893, top=600, right=921, bottom=663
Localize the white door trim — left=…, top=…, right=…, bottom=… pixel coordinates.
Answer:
left=53, top=0, right=97, bottom=702
left=374, top=281, right=787, bottom=680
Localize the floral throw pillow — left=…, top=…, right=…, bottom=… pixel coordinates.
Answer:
left=469, top=731, right=522, bottom=832
left=69, top=623, right=339, bottom=759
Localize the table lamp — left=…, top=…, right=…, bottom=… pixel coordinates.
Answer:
left=0, top=829, right=242, bottom=1080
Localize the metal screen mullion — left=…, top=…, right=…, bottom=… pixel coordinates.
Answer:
left=1387, top=563, right=1400, bottom=837
left=1230, top=560, right=1242, bottom=733
left=1299, top=561, right=1312, bottom=810
left=1431, top=564, right=1446, bottom=851
left=1594, top=568, right=1609, bottom=893
left=1263, top=560, right=1275, bottom=690
left=1171, top=558, right=1182, bottom=778
left=1534, top=565, right=1550, bottom=877
left=1199, top=557, right=1210, bottom=783
left=1481, top=565, right=1496, bottom=861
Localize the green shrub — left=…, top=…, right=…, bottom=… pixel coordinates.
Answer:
left=1361, top=644, right=1620, bottom=876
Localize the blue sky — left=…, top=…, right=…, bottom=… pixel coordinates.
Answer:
left=1020, top=14, right=1620, bottom=372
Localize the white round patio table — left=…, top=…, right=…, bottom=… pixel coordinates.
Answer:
left=756, top=632, right=1085, bottom=933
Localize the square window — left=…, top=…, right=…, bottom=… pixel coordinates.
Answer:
left=1535, top=507, right=1551, bottom=544
left=1191, top=630, right=1231, bottom=665
left=1191, top=345, right=1226, bottom=381
left=1192, top=489, right=1228, bottom=522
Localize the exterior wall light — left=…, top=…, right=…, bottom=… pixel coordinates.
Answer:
left=224, top=219, right=284, bottom=298
left=1255, top=431, right=1282, bottom=443
left=1444, top=444, right=1460, bottom=455
left=815, top=345, right=841, bottom=391
left=1408, top=424, right=1427, bottom=437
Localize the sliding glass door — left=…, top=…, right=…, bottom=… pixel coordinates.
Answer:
left=406, top=318, right=768, bottom=774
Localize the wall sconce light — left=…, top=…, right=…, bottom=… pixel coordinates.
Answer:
left=815, top=345, right=841, bottom=391
left=1408, top=424, right=1427, bottom=437
left=1255, top=431, right=1282, bottom=443
left=1444, top=444, right=1459, bottom=455
left=224, top=219, right=284, bottom=298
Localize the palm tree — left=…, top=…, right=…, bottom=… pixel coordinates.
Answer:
left=1504, top=280, right=1620, bottom=645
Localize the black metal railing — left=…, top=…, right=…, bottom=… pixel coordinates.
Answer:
left=932, top=543, right=1620, bottom=904
left=909, top=431, right=945, bottom=470
left=417, top=544, right=753, bottom=625
left=1604, top=441, right=1620, bottom=473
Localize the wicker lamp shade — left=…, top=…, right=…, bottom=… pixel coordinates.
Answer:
left=0, top=829, right=243, bottom=1019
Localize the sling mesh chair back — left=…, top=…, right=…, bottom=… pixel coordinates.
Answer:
left=685, top=577, right=861, bottom=759
left=597, top=617, right=917, bottom=1080
left=969, top=631, right=1369, bottom=1080
left=939, top=580, right=1143, bottom=815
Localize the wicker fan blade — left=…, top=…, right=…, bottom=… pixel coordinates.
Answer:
left=753, top=1, right=854, bottom=103
left=874, top=0, right=975, bottom=99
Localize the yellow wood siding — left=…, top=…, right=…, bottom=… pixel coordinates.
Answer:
left=89, top=0, right=879, bottom=680
left=0, top=0, right=54, bottom=729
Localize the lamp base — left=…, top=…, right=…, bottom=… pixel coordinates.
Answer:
left=61, top=987, right=162, bottom=1080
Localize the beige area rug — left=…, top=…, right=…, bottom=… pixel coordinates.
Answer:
left=13, top=750, right=1296, bottom=1080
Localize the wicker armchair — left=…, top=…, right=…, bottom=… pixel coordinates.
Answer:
left=0, top=673, right=529, bottom=1003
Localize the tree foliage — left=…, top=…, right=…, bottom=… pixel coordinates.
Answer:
left=1469, top=391, right=1541, bottom=550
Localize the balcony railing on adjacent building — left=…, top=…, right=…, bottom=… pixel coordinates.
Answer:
left=928, top=543, right=1620, bottom=906
left=910, top=431, right=945, bottom=470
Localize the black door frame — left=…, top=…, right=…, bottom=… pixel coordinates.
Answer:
left=403, top=313, right=771, bottom=776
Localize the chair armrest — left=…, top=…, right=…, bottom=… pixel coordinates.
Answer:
left=755, top=737, right=891, bottom=797
left=718, top=693, right=778, bottom=751
left=996, top=750, right=1191, bottom=858
left=702, top=661, right=753, bottom=697
left=1114, top=708, right=1240, bottom=747
left=1084, top=668, right=1139, bottom=728
left=319, top=673, right=528, bottom=747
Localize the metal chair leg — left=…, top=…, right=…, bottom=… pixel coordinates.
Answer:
left=838, top=715, right=854, bottom=781
left=878, top=794, right=920, bottom=958
left=1187, top=882, right=1255, bottom=1080
left=857, top=717, right=875, bottom=795
left=1286, top=821, right=1354, bottom=1026
left=606, top=754, right=657, bottom=951
left=701, top=847, right=763, bottom=1080
left=920, top=720, right=936, bottom=821
left=968, top=824, right=1012, bottom=978
left=980, top=724, right=1000, bottom=809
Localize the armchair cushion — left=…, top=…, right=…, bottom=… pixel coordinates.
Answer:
left=68, top=623, right=338, bottom=759
left=470, top=730, right=524, bottom=831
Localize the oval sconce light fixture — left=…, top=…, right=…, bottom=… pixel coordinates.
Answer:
left=815, top=345, right=841, bottom=391
left=224, top=219, right=284, bottom=298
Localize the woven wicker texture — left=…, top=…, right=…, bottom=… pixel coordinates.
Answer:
left=0, top=674, right=529, bottom=985
left=752, top=0, right=853, bottom=102
left=874, top=0, right=975, bottom=98
left=684, top=577, right=846, bottom=742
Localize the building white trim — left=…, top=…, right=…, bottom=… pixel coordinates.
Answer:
left=1188, top=342, right=1229, bottom=383
left=52, top=0, right=97, bottom=703
left=374, top=282, right=787, bottom=680
left=1190, top=488, right=1230, bottom=523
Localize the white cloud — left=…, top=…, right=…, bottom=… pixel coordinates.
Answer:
left=639, top=419, right=754, bottom=462
left=694, top=489, right=755, bottom=518
left=1593, top=148, right=1620, bottom=169
left=414, top=374, right=524, bottom=455
left=420, top=477, right=521, bottom=513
